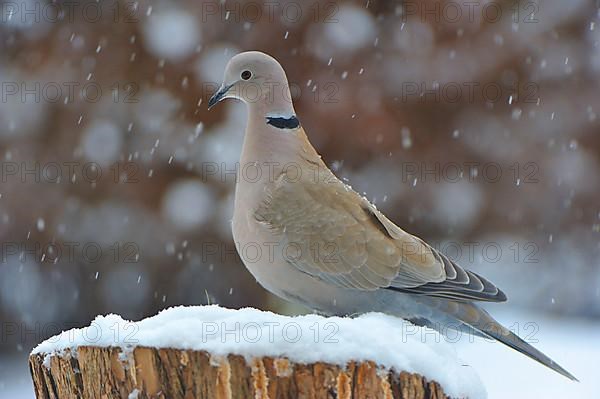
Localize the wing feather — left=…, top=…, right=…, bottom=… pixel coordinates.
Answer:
left=255, top=172, right=506, bottom=302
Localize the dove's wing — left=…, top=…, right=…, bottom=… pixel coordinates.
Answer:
left=255, top=173, right=506, bottom=302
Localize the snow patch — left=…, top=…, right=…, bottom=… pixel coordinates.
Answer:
left=142, top=8, right=200, bottom=61
left=308, top=5, right=377, bottom=61
left=32, top=305, right=486, bottom=399
left=162, top=179, right=215, bottom=230
left=195, top=45, right=241, bottom=85
left=81, top=120, right=123, bottom=166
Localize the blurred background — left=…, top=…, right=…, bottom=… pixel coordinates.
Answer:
left=0, top=0, right=599, bottom=397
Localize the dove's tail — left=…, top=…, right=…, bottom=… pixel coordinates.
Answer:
left=477, top=320, right=577, bottom=381
left=449, top=302, right=578, bottom=381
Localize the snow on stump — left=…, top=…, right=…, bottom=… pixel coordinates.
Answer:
left=29, top=306, right=485, bottom=399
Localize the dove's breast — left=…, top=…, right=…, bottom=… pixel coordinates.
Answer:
left=231, top=188, right=336, bottom=313
left=231, top=185, right=301, bottom=293
left=229, top=122, right=391, bottom=314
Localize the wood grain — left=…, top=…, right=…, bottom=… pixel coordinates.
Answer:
left=29, top=346, right=452, bottom=399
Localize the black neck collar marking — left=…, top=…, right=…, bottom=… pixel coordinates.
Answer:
left=266, top=115, right=300, bottom=129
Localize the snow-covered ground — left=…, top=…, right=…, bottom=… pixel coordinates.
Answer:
left=0, top=356, right=33, bottom=399
left=3, top=307, right=597, bottom=398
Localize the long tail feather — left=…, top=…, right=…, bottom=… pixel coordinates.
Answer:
left=425, top=299, right=578, bottom=381
left=474, top=319, right=578, bottom=381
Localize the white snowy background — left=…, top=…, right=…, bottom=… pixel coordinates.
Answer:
left=0, top=0, right=599, bottom=397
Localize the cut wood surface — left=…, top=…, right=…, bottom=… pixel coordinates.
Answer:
left=29, top=346, right=451, bottom=399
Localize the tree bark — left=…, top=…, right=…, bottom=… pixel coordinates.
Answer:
left=29, top=346, right=451, bottom=399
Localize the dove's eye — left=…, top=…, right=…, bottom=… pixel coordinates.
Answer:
left=241, top=70, right=252, bottom=80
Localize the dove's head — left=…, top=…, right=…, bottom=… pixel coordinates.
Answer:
left=208, top=51, right=295, bottom=116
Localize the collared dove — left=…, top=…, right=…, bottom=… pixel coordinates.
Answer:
left=208, top=51, right=576, bottom=381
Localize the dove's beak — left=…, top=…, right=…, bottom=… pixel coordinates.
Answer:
left=208, top=83, right=233, bottom=109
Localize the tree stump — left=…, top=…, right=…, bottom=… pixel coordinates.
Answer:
left=29, top=346, right=451, bottom=399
